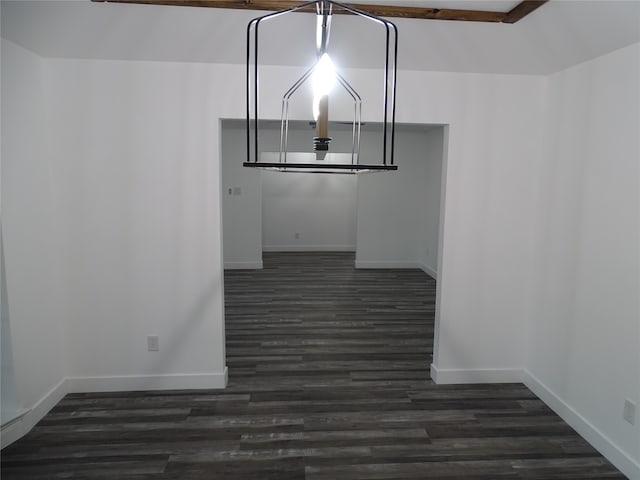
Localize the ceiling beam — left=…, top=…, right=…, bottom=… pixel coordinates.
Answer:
left=503, top=0, right=548, bottom=23
left=92, top=0, right=548, bottom=23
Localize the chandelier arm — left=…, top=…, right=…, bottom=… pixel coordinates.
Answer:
left=383, top=20, right=389, bottom=165
left=327, top=0, right=398, bottom=166
left=390, top=22, right=398, bottom=166
left=247, top=0, right=321, bottom=164
left=328, top=0, right=396, bottom=27
left=282, top=65, right=317, bottom=100
left=335, top=73, right=361, bottom=165
left=280, top=65, right=317, bottom=162
left=246, top=18, right=258, bottom=164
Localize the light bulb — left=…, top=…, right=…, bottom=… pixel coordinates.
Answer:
left=312, top=53, right=336, bottom=97
left=312, top=53, right=336, bottom=120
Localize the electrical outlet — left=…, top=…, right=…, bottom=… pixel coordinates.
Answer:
left=623, top=398, right=636, bottom=425
left=294, top=232, right=300, bottom=240
left=228, top=187, right=233, bottom=195
left=233, top=187, right=242, bottom=195
left=147, top=335, right=159, bottom=352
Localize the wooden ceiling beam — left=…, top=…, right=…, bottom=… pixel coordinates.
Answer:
left=92, top=0, right=547, bottom=23
left=503, top=0, right=548, bottom=23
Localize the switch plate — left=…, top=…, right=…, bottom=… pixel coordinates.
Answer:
left=147, top=335, right=159, bottom=352
left=623, top=399, right=636, bottom=425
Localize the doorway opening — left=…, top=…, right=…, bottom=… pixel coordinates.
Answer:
left=220, top=119, right=448, bottom=377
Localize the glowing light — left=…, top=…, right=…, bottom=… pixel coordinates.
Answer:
left=312, top=53, right=336, bottom=120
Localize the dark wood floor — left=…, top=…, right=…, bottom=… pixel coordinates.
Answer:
left=1, top=253, right=626, bottom=479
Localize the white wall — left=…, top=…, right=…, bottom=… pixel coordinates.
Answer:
left=44, top=60, right=545, bottom=388
left=1, top=40, right=68, bottom=445
left=253, top=64, right=545, bottom=383
left=44, top=58, right=228, bottom=390
left=221, top=121, right=358, bottom=258
left=262, top=171, right=357, bottom=252
left=392, top=71, right=546, bottom=383
left=356, top=125, right=443, bottom=276
left=13, top=57, right=546, bottom=389
left=419, top=127, right=445, bottom=277
left=3, top=51, right=545, bottom=454
left=221, top=122, right=263, bottom=268
left=260, top=123, right=358, bottom=252
left=525, top=43, right=640, bottom=478
left=1, top=228, right=20, bottom=425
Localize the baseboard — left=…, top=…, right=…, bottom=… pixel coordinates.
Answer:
left=430, top=364, right=523, bottom=384
left=1, top=409, right=30, bottom=449
left=356, top=261, right=437, bottom=276
left=263, top=245, right=355, bottom=252
left=1, top=369, right=229, bottom=449
left=417, top=262, right=438, bottom=279
left=355, top=260, right=420, bottom=269
left=1, top=378, right=68, bottom=449
left=67, top=368, right=229, bottom=393
left=523, top=370, right=640, bottom=480
left=224, top=261, right=263, bottom=270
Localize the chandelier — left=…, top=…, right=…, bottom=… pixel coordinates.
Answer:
left=243, top=0, right=398, bottom=173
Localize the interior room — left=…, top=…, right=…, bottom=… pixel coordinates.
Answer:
left=1, top=1, right=638, bottom=478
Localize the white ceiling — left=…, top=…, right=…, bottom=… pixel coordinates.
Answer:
left=2, top=0, right=639, bottom=75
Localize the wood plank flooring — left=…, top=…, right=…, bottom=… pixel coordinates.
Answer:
left=1, top=252, right=627, bottom=479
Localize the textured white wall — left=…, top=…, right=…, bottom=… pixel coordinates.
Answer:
left=526, top=43, right=640, bottom=477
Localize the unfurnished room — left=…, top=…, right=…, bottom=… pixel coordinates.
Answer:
left=1, top=0, right=639, bottom=478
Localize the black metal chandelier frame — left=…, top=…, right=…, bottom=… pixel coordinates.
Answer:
left=244, top=0, right=398, bottom=173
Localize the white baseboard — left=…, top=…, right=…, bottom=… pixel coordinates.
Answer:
left=1, top=378, right=68, bottom=449
left=1, top=408, right=30, bottom=449
left=1, top=368, right=229, bottom=448
left=224, top=261, right=263, bottom=270
left=355, top=261, right=437, bottom=278
left=430, top=364, right=523, bottom=384
left=263, top=245, right=355, bottom=252
left=67, top=368, right=229, bottom=393
left=417, top=262, right=438, bottom=279
left=355, top=260, right=420, bottom=269
left=523, top=370, right=640, bottom=480
left=25, top=378, right=68, bottom=433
